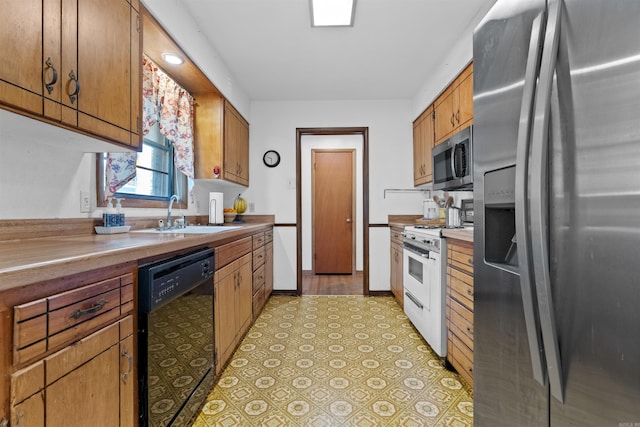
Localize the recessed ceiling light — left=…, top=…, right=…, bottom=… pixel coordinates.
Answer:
left=161, top=53, right=184, bottom=65
left=310, top=0, right=356, bottom=27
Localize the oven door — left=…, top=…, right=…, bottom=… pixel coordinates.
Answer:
left=403, top=245, right=431, bottom=308
left=402, top=244, right=446, bottom=356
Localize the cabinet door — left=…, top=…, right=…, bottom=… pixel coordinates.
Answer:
left=264, top=241, right=274, bottom=296
left=223, top=101, right=249, bottom=186
left=119, top=331, right=135, bottom=427
left=235, top=254, right=253, bottom=337
left=455, top=70, right=473, bottom=129
left=413, top=115, right=425, bottom=184
left=434, top=90, right=454, bottom=144
left=0, top=0, right=46, bottom=115
left=47, top=345, right=120, bottom=426
left=76, top=0, right=137, bottom=144
left=413, top=109, right=434, bottom=186
left=214, top=264, right=237, bottom=374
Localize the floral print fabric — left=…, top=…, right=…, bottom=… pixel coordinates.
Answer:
left=105, top=55, right=195, bottom=199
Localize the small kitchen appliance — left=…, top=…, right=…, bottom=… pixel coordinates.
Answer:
left=423, top=199, right=438, bottom=220
left=208, top=192, right=223, bottom=225
left=432, top=125, right=473, bottom=191
left=460, top=199, right=474, bottom=224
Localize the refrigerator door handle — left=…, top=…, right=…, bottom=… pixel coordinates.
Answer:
left=515, top=11, right=547, bottom=387
left=529, top=0, right=565, bottom=403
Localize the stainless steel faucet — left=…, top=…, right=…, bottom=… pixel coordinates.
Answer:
left=167, top=194, right=178, bottom=227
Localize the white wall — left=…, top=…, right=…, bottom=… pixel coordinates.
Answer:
left=243, top=100, right=425, bottom=290
left=301, top=134, right=363, bottom=271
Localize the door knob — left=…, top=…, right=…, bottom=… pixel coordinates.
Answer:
left=346, top=218, right=352, bottom=223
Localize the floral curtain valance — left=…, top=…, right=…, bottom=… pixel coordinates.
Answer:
left=105, top=55, right=195, bottom=199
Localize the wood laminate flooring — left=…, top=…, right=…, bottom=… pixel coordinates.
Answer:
left=302, top=271, right=364, bottom=295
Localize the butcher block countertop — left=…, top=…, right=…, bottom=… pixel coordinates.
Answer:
left=441, top=227, right=474, bottom=242
left=0, top=221, right=273, bottom=292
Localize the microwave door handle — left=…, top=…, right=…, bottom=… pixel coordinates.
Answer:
left=530, top=0, right=564, bottom=403
left=515, top=11, right=547, bottom=387
left=450, top=144, right=458, bottom=178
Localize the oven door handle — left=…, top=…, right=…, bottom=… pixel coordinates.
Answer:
left=405, top=291, right=424, bottom=310
left=402, top=244, right=429, bottom=258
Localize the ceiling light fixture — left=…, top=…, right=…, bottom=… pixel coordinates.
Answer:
left=161, top=53, right=184, bottom=65
left=310, top=0, right=356, bottom=27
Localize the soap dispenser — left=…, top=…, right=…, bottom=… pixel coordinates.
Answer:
left=115, top=198, right=125, bottom=226
left=103, top=197, right=116, bottom=227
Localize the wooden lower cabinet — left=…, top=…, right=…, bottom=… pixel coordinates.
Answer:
left=251, top=229, right=274, bottom=320
left=214, top=237, right=253, bottom=374
left=10, top=316, right=135, bottom=427
left=0, top=265, right=136, bottom=425
left=445, top=238, right=474, bottom=386
left=390, top=226, right=404, bottom=307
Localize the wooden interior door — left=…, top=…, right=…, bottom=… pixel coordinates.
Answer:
left=312, top=150, right=355, bottom=274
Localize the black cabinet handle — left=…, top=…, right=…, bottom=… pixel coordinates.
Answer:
left=69, top=299, right=107, bottom=319
left=68, top=69, right=80, bottom=104
left=44, top=57, right=58, bottom=94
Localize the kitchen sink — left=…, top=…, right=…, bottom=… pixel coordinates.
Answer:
left=133, top=225, right=241, bottom=234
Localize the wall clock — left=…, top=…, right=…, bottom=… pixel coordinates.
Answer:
left=263, top=150, right=281, bottom=168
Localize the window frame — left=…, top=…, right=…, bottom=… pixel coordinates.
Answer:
left=96, top=138, right=188, bottom=209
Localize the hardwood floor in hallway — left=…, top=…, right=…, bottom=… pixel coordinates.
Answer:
left=194, top=296, right=473, bottom=426
left=302, top=271, right=364, bottom=295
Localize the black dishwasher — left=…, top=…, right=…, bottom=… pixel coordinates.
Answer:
left=138, top=248, right=215, bottom=427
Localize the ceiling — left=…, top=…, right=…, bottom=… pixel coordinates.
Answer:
left=181, top=0, right=497, bottom=102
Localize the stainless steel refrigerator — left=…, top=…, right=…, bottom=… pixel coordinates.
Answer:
left=473, top=0, right=640, bottom=425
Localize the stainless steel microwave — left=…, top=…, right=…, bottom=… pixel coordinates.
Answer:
left=432, top=126, right=473, bottom=191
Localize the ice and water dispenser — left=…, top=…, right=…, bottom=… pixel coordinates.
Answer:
left=484, top=166, right=519, bottom=272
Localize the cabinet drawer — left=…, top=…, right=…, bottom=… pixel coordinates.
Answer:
left=252, top=285, right=266, bottom=319
left=253, top=246, right=265, bottom=269
left=447, top=267, right=473, bottom=310
left=447, top=297, right=473, bottom=351
left=447, top=332, right=473, bottom=387
left=13, top=274, right=133, bottom=366
left=264, top=229, right=273, bottom=244
left=390, top=226, right=404, bottom=246
left=252, top=264, right=265, bottom=295
left=216, top=236, right=252, bottom=269
left=252, top=232, right=265, bottom=250
left=448, top=242, right=473, bottom=274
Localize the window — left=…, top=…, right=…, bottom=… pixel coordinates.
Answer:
left=98, top=121, right=189, bottom=208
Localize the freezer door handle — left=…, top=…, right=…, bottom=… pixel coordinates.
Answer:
left=530, top=0, right=565, bottom=403
left=515, top=11, right=547, bottom=387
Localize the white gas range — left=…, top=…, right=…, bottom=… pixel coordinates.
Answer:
left=402, top=225, right=447, bottom=357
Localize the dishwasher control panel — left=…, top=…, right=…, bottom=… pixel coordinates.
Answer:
left=138, top=248, right=215, bottom=313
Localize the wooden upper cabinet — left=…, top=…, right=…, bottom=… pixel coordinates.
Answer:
left=194, top=96, right=250, bottom=186
left=223, top=101, right=250, bottom=186
left=0, top=0, right=49, bottom=115
left=413, top=105, right=434, bottom=186
left=0, top=0, right=141, bottom=150
left=75, top=0, right=141, bottom=148
left=434, top=63, right=474, bottom=145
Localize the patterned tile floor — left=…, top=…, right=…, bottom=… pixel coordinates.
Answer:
left=193, top=296, right=473, bottom=427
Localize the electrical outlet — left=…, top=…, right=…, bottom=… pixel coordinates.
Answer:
left=80, top=191, right=91, bottom=213
left=248, top=202, right=255, bottom=213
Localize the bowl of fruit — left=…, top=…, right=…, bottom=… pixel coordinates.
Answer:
left=223, top=208, right=236, bottom=223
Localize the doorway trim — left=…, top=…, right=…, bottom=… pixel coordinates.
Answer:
left=296, top=127, right=369, bottom=296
